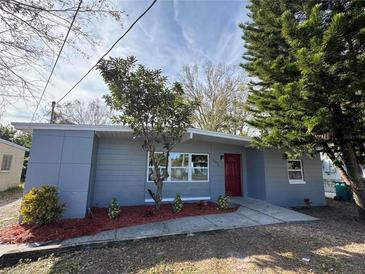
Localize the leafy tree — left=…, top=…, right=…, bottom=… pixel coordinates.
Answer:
left=97, top=56, right=195, bottom=209
left=0, top=124, right=31, bottom=179
left=0, top=0, right=123, bottom=111
left=180, top=64, right=249, bottom=135
left=0, top=124, right=31, bottom=148
left=241, top=1, right=365, bottom=218
left=0, top=124, right=16, bottom=141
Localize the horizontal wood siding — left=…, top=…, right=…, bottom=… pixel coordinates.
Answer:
left=264, top=149, right=325, bottom=206
left=245, top=148, right=266, bottom=200
left=93, top=137, right=146, bottom=207
left=93, top=137, right=246, bottom=206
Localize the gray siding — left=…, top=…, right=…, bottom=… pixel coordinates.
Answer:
left=87, top=135, right=99, bottom=209
left=245, top=148, right=266, bottom=200
left=26, top=129, right=95, bottom=218
left=264, top=149, right=325, bottom=206
left=93, top=137, right=147, bottom=207
left=25, top=128, right=326, bottom=217
left=93, top=138, right=246, bottom=206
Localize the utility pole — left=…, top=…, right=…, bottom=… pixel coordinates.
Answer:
left=50, top=101, right=56, bottom=124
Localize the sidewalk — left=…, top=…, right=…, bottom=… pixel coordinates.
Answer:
left=0, top=198, right=317, bottom=258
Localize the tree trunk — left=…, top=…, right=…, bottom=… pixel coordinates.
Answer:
left=155, top=179, right=163, bottom=209
left=340, top=142, right=365, bottom=219
left=147, top=178, right=163, bottom=210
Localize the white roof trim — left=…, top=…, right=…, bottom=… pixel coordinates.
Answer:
left=0, top=138, right=29, bottom=151
left=12, top=122, right=132, bottom=133
left=12, top=122, right=251, bottom=143
left=188, top=128, right=251, bottom=142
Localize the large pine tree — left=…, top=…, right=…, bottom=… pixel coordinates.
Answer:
left=241, top=0, right=365, bottom=218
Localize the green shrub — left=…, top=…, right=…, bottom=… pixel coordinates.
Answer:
left=108, top=197, right=120, bottom=219
left=20, top=185, right=65, bottom=225
left=217, top=194, right=230, bottom=209
left=172, top=193, right=183, bottom=213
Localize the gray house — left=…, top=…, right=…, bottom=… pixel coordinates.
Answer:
left=13, top=123, right=325, bottom=219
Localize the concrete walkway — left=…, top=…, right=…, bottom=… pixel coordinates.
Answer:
left=0, top=198, right=317, bottom=257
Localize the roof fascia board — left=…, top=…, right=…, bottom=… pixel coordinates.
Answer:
left=12, top=123, right=251, bottom=143
left=0, top=138, right=29, bottom=151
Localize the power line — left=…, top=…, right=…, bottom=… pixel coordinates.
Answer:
left=29, top=0, right=83, bottom=124
left=55, top=0, right=158, bottom=105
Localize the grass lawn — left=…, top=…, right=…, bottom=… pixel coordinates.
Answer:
left=1, top=198, right=365, bottom=274
left=0, top=183, right=23, bottom=229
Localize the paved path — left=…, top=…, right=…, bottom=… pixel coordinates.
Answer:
left=0, top=198, right=317, bottom=257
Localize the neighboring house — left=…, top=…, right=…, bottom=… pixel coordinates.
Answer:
left=321, top=153, right=365, bottom=193
left=13, top=123, right=326, bottom=219
left=0, top=138, right=28, bottom=191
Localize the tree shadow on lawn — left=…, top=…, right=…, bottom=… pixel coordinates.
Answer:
left=45, top=200, right=365, bottom=273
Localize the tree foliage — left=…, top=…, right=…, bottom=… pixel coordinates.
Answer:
left=0, top=0, right=123, bottom=111
left=0, top=123, right=32, bottom=179
left=97, top=56, right=195, bottom=209
left=241, top=0, right=365, bottom=217
left=0, top=123, right=31, bottom=148
left=180, top=64, right=249, bottom=135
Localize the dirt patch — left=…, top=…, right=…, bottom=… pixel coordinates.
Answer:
left=0, top=202, right=237, bottom=244
left=0, top=184, right=23, bottom=229
left=0, top=184, right=23, bottom=207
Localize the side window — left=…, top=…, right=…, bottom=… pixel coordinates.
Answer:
left=1, top=154, right=13, bottom=171
left=287, top=160, right=304, bottom=183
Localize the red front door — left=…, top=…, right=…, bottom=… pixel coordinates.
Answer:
left=224, top=153, right=242, bottom=196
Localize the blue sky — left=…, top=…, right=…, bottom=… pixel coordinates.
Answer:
left=4, top=0, right=249, bottom=122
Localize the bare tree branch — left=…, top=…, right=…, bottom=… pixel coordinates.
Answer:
left=180, top=64, right=250, bottom=135
left=0, top=0, right=124, bottom=116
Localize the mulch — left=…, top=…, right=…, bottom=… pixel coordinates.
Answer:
left=0, top=202, right=237, bottom=244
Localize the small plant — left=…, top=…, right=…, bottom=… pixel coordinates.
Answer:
left=198, top=200, right=208, bottom=209
left=304, top=198, right=312, bottom=209
left=217, top=194, right=230, bottom=210
left=20, top=185, right=65, bottom=225
left=172, top=193, right=183, bottom=213
left=108, top=197, right=120, bottom=219
left=144, top=209, right=155, bottom=217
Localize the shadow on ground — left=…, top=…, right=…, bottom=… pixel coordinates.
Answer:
left=5, top=199, right=365, bottom=273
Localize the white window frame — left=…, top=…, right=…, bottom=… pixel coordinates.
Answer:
left=0, top=154, right=13, bottom=172
left=287, top=159, right=305, bottom=184
left=147, top=152, right=209, bottom=183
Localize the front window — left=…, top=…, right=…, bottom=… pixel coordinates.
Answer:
left=1, top=154, right=13, bottom=171
left=170, top=153, right=189, bottom=181
left=287, top=160, right=304, bottom=183
left=148, top=152, right=209, bottom=182
left=148, top=153, right=167, bottom=181
left=191, top=154, right=208, bottom=181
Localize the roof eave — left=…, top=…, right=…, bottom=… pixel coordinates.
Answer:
left=12, top=122, right=251, bottom=146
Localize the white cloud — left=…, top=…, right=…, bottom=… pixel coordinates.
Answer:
left=2, top=0, right=249, bottom=123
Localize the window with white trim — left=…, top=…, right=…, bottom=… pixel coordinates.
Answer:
left=1, top=154, right=13, bottom=171
left=191, top=154, right=208, bottom=181
left=287, top=160, right=304, bottom=183
left=147, top=152, right=209, bottom=182
left=147, top=153, right=167, bottom=181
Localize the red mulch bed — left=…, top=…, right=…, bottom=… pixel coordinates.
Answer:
left=0, top=202, right=237, bottom=244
